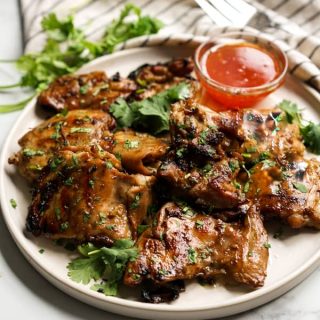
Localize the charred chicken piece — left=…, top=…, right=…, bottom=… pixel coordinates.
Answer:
left=112, top=129, right=169, bottom=175
left=8, top=109, right=115, bottom=183
left=37, top=71, right=137, bottom=112
left=246, top=159, right=320, bottom=229
left=240, top=109, right=305, bottom=165
left=158, top=155, right=244, bottom=209
left=158, top=99, right=245, bottom=209
left=124, top=202, right=269, bottom=288
left=27, top=147, right=155, bottom=244
left=128, top=58, right=196, bottom=101
left=37, top=58, right=196, bottom=113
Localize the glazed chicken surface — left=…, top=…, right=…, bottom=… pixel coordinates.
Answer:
left=159, top=98, right=320, bottom=229
left=27, top=146, right=155, bottom=244
left=8, top=57, right=320, bottom=303
left=8, top=109, right=116, bottom=183
left=124, top=202, right=268, bottom=288
left=36, top=58, right=195, bottom=113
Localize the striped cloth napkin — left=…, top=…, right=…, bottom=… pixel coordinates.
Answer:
left=20, top=0, right=320, bottom=92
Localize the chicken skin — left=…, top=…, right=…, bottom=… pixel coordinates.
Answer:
left=124, top=202, right=268, bottom=288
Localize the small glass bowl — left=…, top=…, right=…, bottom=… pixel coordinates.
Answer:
left=194, top=32, right=288, bottom=109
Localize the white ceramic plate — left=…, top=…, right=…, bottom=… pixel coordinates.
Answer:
left=1, top=43, right=320, bottom=320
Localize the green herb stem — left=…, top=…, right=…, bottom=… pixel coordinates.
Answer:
left=0, top=82, right=22, bottom=90
left=0, top=95, right=35, bottom=113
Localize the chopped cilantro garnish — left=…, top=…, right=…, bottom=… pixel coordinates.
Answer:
left=188, top=247, right=197, bottom=264
left=83, top=211, right=91, bottom=223
left=130, top=193, right=142, bottom=209
left=195, top=220, right=204, bottom=229
left=114, top=152, right=122, bottom=160
left=243, top=181, right=250, bottom=193
left=259, top=151, right=270, bottom=161
left=176, top=147, right=186, bottom=158
left=124, top=139, right=140, bottom=150
left=70, top=127, right=92, bottom=134
left=49, top=157, right=63, bottom=171
left=79, top=84, right=89, bottom=94
left=96, top=212, right=106, bottom=226
left=202, top=163, right=212, bottom=175
left=51, top=121, right=63, bottom=140
left=263, top=243, right=272, bottom=249
left=60, top=222, right=69, bottom=231
left=88, top=179, right=94, bottom=188
left=228, top=159, right=239, bottom=172
left=261, top=160, right=276, bottom=170
left=105, top=160, right=113, bottom=169
left=181, top=205, right=195, bottom=217
left=55, top=208, right=61, bottom=220
left=71, top=155, right=79, bottom=167
left=242, top=153, right=251, bottom=159
left=10, top=198, right=17, bottom=209
left=64, top=177, right=74, bottom=186
left=246, top=146, right=257, bottom=153
left=199, top=129, right=209, bottom=145
left=22, top=148, right=44, bottom=157
left=233, top=180, right=241, bottom=189
left=292, top=182, right=308, bottom=193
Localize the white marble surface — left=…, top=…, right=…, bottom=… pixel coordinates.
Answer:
left=0, top=1, right=319, bottom=319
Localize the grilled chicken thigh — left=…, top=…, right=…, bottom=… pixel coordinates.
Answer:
left=9, top=57, right=320, bottom=304
left=247, top=159, right=320, bottom=229
left=128, top=58, right=195, bottom=100
left=8, top=109, right=115, bottom=182
left=159, top=99, right=320, bottom=229
left=158, top=99, right=244, bottom=209
left=37, top=71, right=137, bottom=112
left=28, top=147, right=155, bottom=244
left=124, top=202, right=268, bottom=288
left=36, top=58, right=195, bottom=113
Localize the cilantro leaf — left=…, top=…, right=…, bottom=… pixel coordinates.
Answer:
left=277, top=99, right=320, bottom=155
left=102, top=3, right=163, bottom=53
left=277, top=100, right=302, bottom=125
left=110, top=98, right=135, bottom=128
left=91, top=282, right=118, bottom=296
left=67, top=239, right=138, bottom=296
left=110, top=82, right=190, bottom=135
left=292, top=182, right=308, bottom=193
left=67, top=255, right=105, bottom=285
left=300, top=122, right=320, bottom=155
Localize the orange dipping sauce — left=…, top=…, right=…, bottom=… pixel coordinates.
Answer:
left=194, top=35, right=288, bottom=110
left=204, top=43, right=281, bottom=88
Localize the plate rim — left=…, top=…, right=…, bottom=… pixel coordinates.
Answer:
left=1, top=43, right=320, bottom=318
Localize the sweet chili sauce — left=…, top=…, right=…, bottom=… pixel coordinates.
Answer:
left=196, top=41, right=286, bottom=109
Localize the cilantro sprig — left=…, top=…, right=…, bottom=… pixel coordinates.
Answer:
left=0, top=3, right=163, bottom=113
left=278, top=100, right=320, bottom=155
left=67, top=240, right=138, bottom=296
left=110, top=82, right=190, bottom=135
